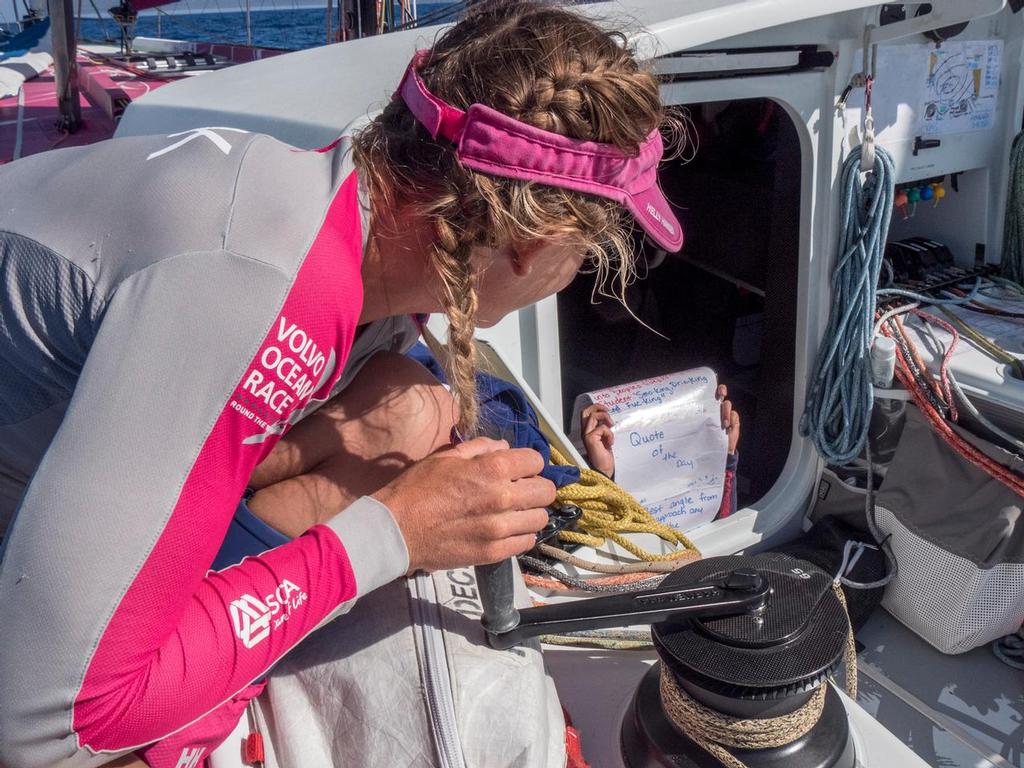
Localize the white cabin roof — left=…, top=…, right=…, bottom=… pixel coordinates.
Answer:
left=115, top=0, right=893, bottom=146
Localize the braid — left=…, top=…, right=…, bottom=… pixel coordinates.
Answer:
left=352, top=2, right=688, bottom=439
left=430, top=214, right=480, bottom=438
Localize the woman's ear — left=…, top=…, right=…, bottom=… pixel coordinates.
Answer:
left=510, top=241, right=539, bottom=277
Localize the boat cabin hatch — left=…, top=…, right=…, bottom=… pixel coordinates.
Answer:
left=557, top=96, right=802, bottom=507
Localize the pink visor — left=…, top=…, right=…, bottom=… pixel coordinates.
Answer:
left=396, top=50, right=683, bottom=252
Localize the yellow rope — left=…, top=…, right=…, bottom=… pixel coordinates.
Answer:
left=550, top=447, right=701, bottom=562
left=659, top=584, right=858, bottom=768
left=939, top=306, right=1024, bottom=380
left=536, top=543, right=691, bottom=574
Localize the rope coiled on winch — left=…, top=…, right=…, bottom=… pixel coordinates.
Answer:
left=549, top=447, right=700, bottom=562
left=800, top=144, right=895, bottom=463
left=1001, top=130, right=1024, bottom=284
left=659, top=584, right=858, bottom=768
left=660, top=675, right=826, bottom=768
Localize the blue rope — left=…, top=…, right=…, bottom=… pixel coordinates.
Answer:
left=800, top=145, right=895, bottom=464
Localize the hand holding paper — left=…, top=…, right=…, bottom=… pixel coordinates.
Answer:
left=572, top=368, right=735, bottom=532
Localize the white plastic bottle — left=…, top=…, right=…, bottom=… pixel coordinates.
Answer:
left=868, top=336, right=905, bottom=463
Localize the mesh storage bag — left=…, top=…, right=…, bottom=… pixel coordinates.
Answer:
left=874, top=406, right=1024, bottom=654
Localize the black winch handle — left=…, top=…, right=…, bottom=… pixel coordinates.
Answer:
left=476, top=503, right=582, bottom=635
left=485, top=569, right=769, bottom=650
left=476, top=558, right=521, bottom=635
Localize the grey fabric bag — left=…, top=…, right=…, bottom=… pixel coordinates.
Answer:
left=238, top=565, right=566, bottom=768
left=873, top=406, right=1024, bottom=654
left=808, top=466, right=876, bottom=534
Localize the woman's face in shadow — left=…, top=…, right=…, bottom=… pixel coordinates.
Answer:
left=470, top=240, right=587, bottom=328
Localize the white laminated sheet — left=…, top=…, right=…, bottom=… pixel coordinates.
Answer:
left=571, top=368, right=729, bottom=532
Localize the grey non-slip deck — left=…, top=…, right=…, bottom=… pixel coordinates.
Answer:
left=857, top=609, right=1024, bottom=768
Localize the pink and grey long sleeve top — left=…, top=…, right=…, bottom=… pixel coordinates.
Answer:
left=0, top=128, right=409, bottom=767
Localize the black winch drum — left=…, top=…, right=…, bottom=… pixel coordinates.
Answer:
left=621, top=554, right=856, bottom=768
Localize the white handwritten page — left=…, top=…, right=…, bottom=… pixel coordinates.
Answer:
left=572, top=368, right=729, bottom=532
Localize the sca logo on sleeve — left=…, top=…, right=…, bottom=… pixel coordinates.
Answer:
left=230, top=579, right=309, bottom=649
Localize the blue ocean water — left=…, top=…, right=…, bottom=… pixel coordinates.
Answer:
left=78, top=2, right=456, bottom=50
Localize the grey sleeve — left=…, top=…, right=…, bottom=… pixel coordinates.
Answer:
left=0, top=250, right=408, bottom=767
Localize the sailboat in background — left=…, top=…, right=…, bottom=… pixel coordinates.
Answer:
left=0, top=0, right=464, bottom=162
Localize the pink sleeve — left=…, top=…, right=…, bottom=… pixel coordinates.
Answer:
left=137, top=683, right=265, bottom=768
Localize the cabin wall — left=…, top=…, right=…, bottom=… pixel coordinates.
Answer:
left=887, top=167, right=992, bottom=267
left=838, top=12, right=1024, bottom=265
left=513, top=4, right=1024, bottom=554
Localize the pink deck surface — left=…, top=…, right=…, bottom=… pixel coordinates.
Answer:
left=0, top=53, right=174, bottom=164
left=0, top=43, right=285, bottom=165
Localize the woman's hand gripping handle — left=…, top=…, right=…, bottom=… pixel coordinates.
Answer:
left=372, top=437, right=555, bottom=574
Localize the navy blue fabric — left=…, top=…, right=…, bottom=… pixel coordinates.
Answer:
left=407, top=342, right=581, bottom=488
left=212, top=497, right=291, bottom=570
left=407, top=342, right=446, bottom=381
left=0, top=19, right=49, bottom=59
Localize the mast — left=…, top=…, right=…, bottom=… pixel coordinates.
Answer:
left=324, top=0, right=331, bottom=44
left=244, top=0, right=251, bottom=46
left=49, top=0, right=81, bottom=132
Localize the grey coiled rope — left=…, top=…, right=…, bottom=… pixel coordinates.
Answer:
left=800, top=145, right=896, bottom=464
left=1001, top=130, right=1024, bottom=284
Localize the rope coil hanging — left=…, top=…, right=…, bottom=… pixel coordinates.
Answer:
left=800, top=144, right=896, bottom=464
left=1001, top=130, right=1024, bottom=285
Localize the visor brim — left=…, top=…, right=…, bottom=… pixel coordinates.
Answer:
left=624, top=183, right=683, bottom=253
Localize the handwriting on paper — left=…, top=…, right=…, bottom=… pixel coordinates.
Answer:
left=577, top=368, right=729, bottom=532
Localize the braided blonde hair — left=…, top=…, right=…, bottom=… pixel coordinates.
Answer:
left=353, top=1, right=677, bottom=437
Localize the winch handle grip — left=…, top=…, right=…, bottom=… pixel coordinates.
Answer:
left=471, top=425, right=582, bottom=637
left=475, top=504, right=580, bottom=634
left=485, top=569, right=769, bottom=650
left=475, top=559, right=521, bottom=635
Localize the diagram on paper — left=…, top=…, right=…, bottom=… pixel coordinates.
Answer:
left=920, top=40, right=1002, bottom=136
